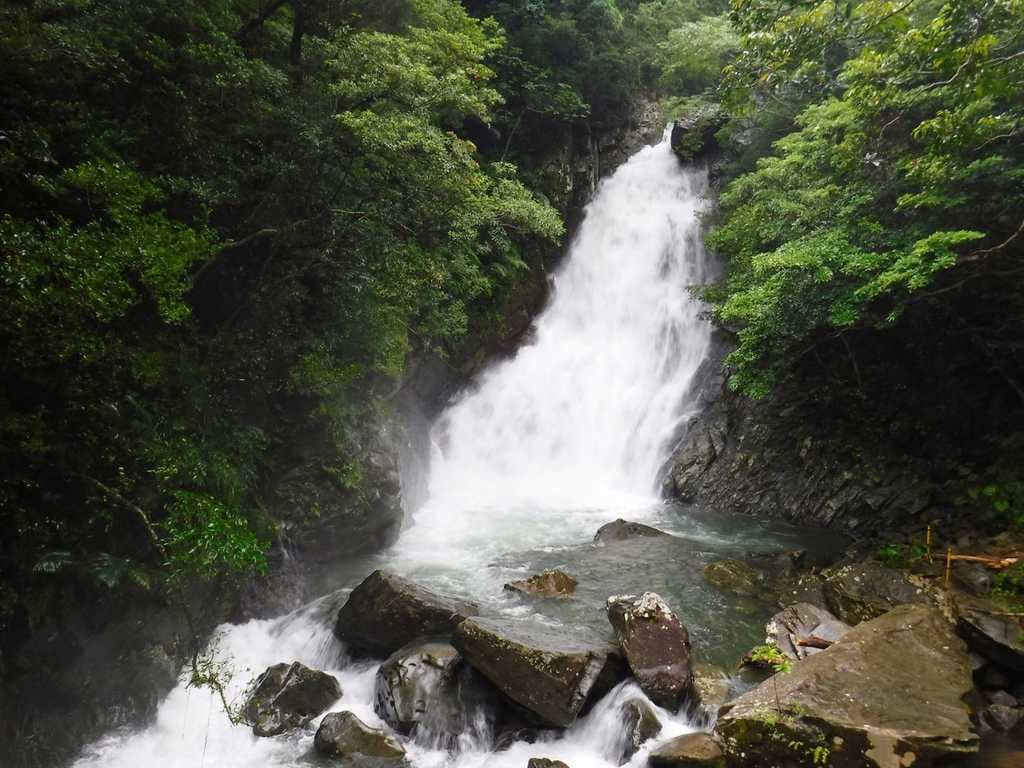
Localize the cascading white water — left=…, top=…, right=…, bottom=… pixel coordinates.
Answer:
left=73, top=133, right=714, bottom=768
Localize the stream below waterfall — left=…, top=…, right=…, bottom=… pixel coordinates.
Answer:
left=73, top=133, right=846, bottom=768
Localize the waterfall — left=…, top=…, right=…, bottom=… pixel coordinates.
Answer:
left=73, top=133, right=716, bottom=768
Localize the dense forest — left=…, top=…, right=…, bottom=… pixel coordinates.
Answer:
left=2, top=0, right=1024, bottom=756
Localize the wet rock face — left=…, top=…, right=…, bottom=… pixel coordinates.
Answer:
left=957, top=603, right=1024, bottom=674
left=823, top=561, right=930, bottom=624
left=243, top=662, right=342, bottom=737
left=453, top=616, right=625, bottom=727
left=606, top=593, right=694, bottom=710
left=716, top=605, right=979, bottom=767
left=593, top=519, right=670, bottom=544
left=504, top=569, right=578, bottom=599
left=622, top=698, right=662, bottom=759
left=669, top=104, right=729, bottom=163
left=314, top=711, right=405, bottom=761
left=334, top=569, right=478, bottom=657
left=648, top=732, right=725, bottom=767
left=526, top=759, right=570, bottom=768
left=691, top=664, right=729, bottom=720
left=374, top=638, right=461, bottom=734
left=765, top=603, right=851, bottom=662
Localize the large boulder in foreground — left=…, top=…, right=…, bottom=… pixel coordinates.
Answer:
left=314, top=711, right=405, bottom=762
left=243, top=662, right=341, bottom=737
left=374, top=637, right=461, bottom=734
left=593, top=519, right=669, bottom=544
left=335, top=569, right=478, bottom=657
left=823, top=561, right=929, bottom=624
left=606, top=593, right=694, bottom=709
left=765, top=602, right=851, bottom=662
left=716, top=605, right=979, bottom=767
left=453, top=617, right=626, bottom=727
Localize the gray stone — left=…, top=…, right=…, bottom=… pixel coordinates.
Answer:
left=692, top=663, right=729, bottom=718
left=594, top=519, right=670, bottom=544
left=334, top=569, right=478, bottom=657
left=765, top=602, right=851, bottom=661
left=454, top=617, right=625, bottom=727
left=606, top=593, right=694, bottom=709
left=243, top=662, right=341, bottom=737
left=648, top=732, right=725, bottom=767
left=983, top=704, right=1021, bottom=732
left=526, top=760, right=570, bottom=768
left=957, top=602, right=1024, bottom=674
left=702, top=560, right=763, bottom=597
left=823, top=561, right=929, bottom=624
left=314, top=711, right=405, bottom=761
left=716, top=605, right=979, bottom=767
left=622, top=698, right=661, bottom=759
left=986, top=689, right=1018, bottom=708
left=504, top=570, right=578, bottom=599
left=952, top=562, right=992, bottom=596
left=374, top=638, right=461, bottom=734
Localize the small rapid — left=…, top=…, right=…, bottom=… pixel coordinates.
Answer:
left=75, top=133, right=723, bottom=768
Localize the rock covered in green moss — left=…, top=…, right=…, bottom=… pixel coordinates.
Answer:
left=669, top=105, right=728, bottom=163
left=716, top=604, right=978, bottom=767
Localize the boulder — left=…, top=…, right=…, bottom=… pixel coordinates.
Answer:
left=453, top=617, right=625, bottom=727
left=526, top=760, right=570, bottom=768
left=594, top=519, right=669, bottom=544
left=243, top=662, right=342, bottom=737
left=702, top=560, right=762, bottom=597
left=983, top=704, right=1021, bottom=732
left=334, top=569, right=478, bottom=657
left=822, top=561, right=929, bottom=624
left=314, top=711, right=405, bottom=761
left=505, top=569, right=578, bottom=599
left=765, top=603, right=851, bottom=662
left=956, top=602, right=1024, bottom=674
left=716, top=605, right=979, bottom=767
left=374, top=637, right=461, bottom=734
left=606, top=593, right=694, bottom=709
left=622, top=698, right=662, bottom=759
left=648, top=732, right=725, bottom=767
left=692, top=663, right=729, bottom=718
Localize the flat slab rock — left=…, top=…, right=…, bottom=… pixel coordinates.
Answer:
left=607, top=592, right=694, bottom=709
left=956, top=600, right=1024, bottom=674
left=823, top=561, right=930, bottom=624
left=593, top=519, right=670, bottom=543
left=716, top=604, right=979, bottom=767
left=334, top=569, right=478, bottom=657
left=453, top=616, right=625, bottom=727
left=648, top=732, right=725, bottom=767
left=766, top=602, right=851, bottom=661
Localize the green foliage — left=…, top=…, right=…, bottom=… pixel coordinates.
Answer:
left=877, top=542, right=928, bottom=568
left=959, top=482, right=1024, bottom=531
left=751, top=643, right=793, bottom=674
left=709, top=0, right=1024, bottom=398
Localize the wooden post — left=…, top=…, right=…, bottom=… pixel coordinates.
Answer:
left=926, top=525, right=932, bottom=562
left=945, top=547, right=953, bottom=588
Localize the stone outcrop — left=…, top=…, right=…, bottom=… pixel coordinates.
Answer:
left=374, top=638, right=461, bottom=734
left=691, top=664, right=729, bottom=720
left=622, top=698, right=662, bottom=759
left=453, top=617, right=625, bottom=727
left=606, top=593, right=694, bottom=709
left=334, top=569, right=478, bottom=657
left=765, top=602, right=851, bottom=661
left=823, top=561, right=930, bottom=624
left=716, top=605, right=979, bottom=767
left=594, top=519, right=670, bottom=544
left=648, top=732, right=726, bottom=767
left=957, top=601, right=1024, bottom=674
left=669, top=104, right=729, bottom=163
left=243, top=662, right=342, bottom=737
left=702, top=560, right=763, bottom=597
left=314, top=711, right=405, bottom=761
left=504, top=569, right=578, bottom=599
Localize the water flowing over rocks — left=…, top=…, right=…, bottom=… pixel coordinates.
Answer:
left=593, top=519, right=671, bottom=544
left=453, top=616, right=626, bottom=727
left=526, top=759, right=570, bottom=768
left=648, top=732, right=726, bottom=767
left=504, top=569, right=578, bottom=599
left=691, top=663, right=730, bottom=720
left=334, top=569, right=478, bottom=657
left=606, top=593, right=694, bottom=709
left=765, top=603, right=851, bottom=661
left=314, top=711, right=406, bottom=762
left=242, top=662, right=342, bottom=737
left=374, top=638, right=462, bottom=734
left=716, top=604, right=979, bottom=767
left=621, top=698, right=662, bottom=759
